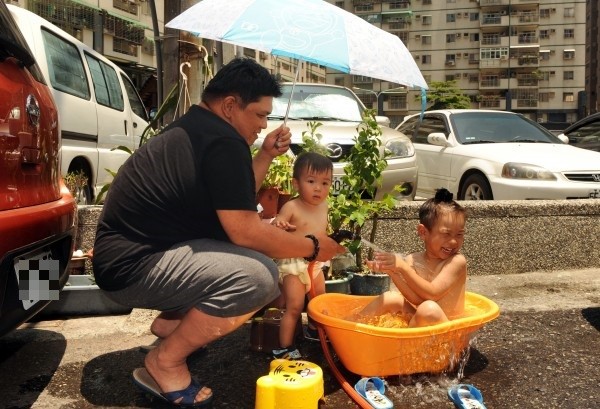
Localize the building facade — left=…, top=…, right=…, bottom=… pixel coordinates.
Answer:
left=328, top=0, right=589, bottom=129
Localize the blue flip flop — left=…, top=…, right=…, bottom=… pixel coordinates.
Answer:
left=354, top=377, right=394, bottom=409
left=132, top=368, right=213, bottom=408
left=448, top=384, right=486, bottom=409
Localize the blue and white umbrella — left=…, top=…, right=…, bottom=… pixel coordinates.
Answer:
left=166, top=0, right=428, bottom=90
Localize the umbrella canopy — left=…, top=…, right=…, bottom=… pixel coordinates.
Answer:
left=165, top=0, right=427, bottom=90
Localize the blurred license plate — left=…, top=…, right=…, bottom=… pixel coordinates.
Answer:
left=589, top=189, right=600, bottom=199
left=332, top=175, right=349, bottom=195
left=13, top=250, right=56, bottom=310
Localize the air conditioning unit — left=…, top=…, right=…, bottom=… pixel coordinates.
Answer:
left=446, top=61, right=455, bottom=66
left=415, top=14, right=421, bottom=19
left=415, top=35, right=421, bottom=39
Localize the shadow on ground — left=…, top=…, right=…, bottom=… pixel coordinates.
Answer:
left=0, top=329, right=66, bottom=409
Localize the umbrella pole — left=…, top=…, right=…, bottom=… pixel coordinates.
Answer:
left=283, top=61, right=301, bottom=127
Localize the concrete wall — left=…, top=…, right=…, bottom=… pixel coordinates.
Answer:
left=363, top=199, right=600, bottom=276
left=76, top=200, right=600, bottom=276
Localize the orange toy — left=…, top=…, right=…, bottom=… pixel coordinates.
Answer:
left=307, top=292, right=499, bottom=377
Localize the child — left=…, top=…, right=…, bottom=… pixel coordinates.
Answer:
left=360, top=188, right=467, bottom=327
left=270, top=152, right=333, bottom=360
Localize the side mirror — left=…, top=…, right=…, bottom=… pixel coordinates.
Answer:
left=556, top=133, right=569, bottom=144
left=427, top=132, right=451, bottom=147
left=375, top=115, right=391, bottom=127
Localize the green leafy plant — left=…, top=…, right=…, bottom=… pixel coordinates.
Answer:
left=328, top=109, right=399, bottom=272
left=261, top=153, right=294, bottom=194
left=64, top=170, right=89, bottom=203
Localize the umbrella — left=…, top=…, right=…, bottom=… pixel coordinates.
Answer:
left=165, top=0, right=428, bottom=90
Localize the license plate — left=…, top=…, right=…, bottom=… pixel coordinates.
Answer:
left=332, top=175, right=349, bottom=195
left=589, top=189, right=600, bottom=199
left=13, top=250, right=59, bottom=310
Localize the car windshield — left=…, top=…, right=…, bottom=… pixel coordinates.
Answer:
left=270, top=85, right=363, bottom=122
left=450, top=112, right=561, bottom=144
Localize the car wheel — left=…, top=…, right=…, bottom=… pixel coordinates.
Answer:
left=459, top=174, right=493, bottom=200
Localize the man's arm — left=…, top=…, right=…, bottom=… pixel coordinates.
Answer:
left=252, top=125, right=291, bottom=192
left=217, top=209, right=343, bottom=261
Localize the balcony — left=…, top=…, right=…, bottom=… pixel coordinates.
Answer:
left=481, top=14, right=509, bottom=27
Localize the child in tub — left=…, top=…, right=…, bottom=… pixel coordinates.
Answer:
left=359, top=188, right=467, bottom=327
left=270, top=152, right=333, bottom=359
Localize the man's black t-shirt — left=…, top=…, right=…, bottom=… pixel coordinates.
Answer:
left=93, top=105, right=258, bottom=290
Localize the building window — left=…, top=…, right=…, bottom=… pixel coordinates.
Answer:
left=470, top=12, right=479, bottom=21
left=564, top=29, right=574, bottom=39
left=447, top=14, right=456, bottom=23
left=447, top=0, right=456, bottom=3
left=446, top=34, right=456, bottom=43
left=539, top=30, right=550, bottom=39
left=564, top=7, right=575, bottom=17
left=563, top=92, right=574, bottom=102
left=564, top=71, right=574, bottom=80
left=389, top=95, right=407, bottom=110
left=422, top=35, right=432, bottom=45
left=539, top=9, right=550, bottom=18
left=469, top=33, right=479, bottom=42
left=480, top=47, right=509, bottom=59
left=539, top=51, right=550, bottom=61
left=356, top=4, right=374, bottom=12
left=422, top=15, right=432, bottom=25
left=334, top=77, right=344, bottom=86
left=422, top=0, right=432, bottom=4
left=445, top=54, right=456, bottom=65
left=468, top=74, right=479, bottom=83
left=389, top=1, right=409, bottom=10
left=563, top=50, right=575, bottom=59
left=421, top=55, right=431, bottom=64
left=335, top=1, right=344, bottom=7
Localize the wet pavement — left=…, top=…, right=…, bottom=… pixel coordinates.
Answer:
left=0, top=268, right=599, bottom=409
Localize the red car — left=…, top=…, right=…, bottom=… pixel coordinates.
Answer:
left=0, top=0, right=76, bottom=336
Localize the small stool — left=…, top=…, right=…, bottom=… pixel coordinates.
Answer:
left=255, top=359, right=324, bottom=409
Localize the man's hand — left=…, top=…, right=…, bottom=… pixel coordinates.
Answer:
left=262, top=124, right=291, bottom=157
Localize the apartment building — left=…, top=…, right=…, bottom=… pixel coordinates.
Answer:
left=327, top=0, right=588, bottom=129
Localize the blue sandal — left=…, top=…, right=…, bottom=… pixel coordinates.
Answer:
left=354, top=377, right=394, bottom=409
left=448, top=384, right=486, bottom=409
left=132, top=368, right=213, bottom=408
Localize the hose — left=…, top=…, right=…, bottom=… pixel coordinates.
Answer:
left=307, top=261, right=373, bottom=409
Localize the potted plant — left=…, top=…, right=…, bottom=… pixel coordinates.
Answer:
left=256, top=150, right=294, bottom=219
left=327, top=109, right=400, bottom=295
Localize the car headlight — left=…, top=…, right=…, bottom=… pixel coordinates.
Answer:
left=501, top=162, right=557, bottom=181
left=384, top=138, right=415, bottom=158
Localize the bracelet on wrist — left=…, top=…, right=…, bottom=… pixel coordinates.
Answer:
left=303, top=234, right=320, bottom=262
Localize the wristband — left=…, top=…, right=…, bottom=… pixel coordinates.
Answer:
left=303, top=234, right=320, bottom=262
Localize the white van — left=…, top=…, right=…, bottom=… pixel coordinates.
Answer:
left=8, top=5, right=149, bottom=203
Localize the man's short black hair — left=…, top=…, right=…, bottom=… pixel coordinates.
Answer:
left=201, top=58, right=282, bottom=107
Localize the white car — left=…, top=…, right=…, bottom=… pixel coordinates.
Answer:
left=258, top=83, right=417, bottom=200
left=396, top=109, right=600, bottom=200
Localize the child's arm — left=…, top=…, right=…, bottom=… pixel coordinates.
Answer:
left=271, top=200, right=297, bottom=231
left=392, top=253, right=467, bottom=302
left=367, top=252, right=424, bottom=305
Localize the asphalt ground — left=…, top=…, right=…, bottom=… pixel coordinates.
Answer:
left=0, top=268, right=599, bottom=409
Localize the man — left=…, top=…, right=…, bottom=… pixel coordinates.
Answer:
left=93, top=58, right=344, bottom=407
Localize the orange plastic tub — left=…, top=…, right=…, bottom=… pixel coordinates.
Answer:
left=307, top=292, right=499, bottom=377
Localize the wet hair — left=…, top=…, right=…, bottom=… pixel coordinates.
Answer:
left=293, top=152, right=333, bottom=179
left=201, top=58, right=282, bottom=108
left=419, top=188, right=466, bottom=230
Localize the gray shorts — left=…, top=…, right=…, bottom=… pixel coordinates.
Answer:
left=103, top=239, right=280, bottom=318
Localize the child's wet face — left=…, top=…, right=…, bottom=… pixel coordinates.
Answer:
left=293, top=167, right=332, bottom=205
left=423, top=212, right=466, bottom=259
